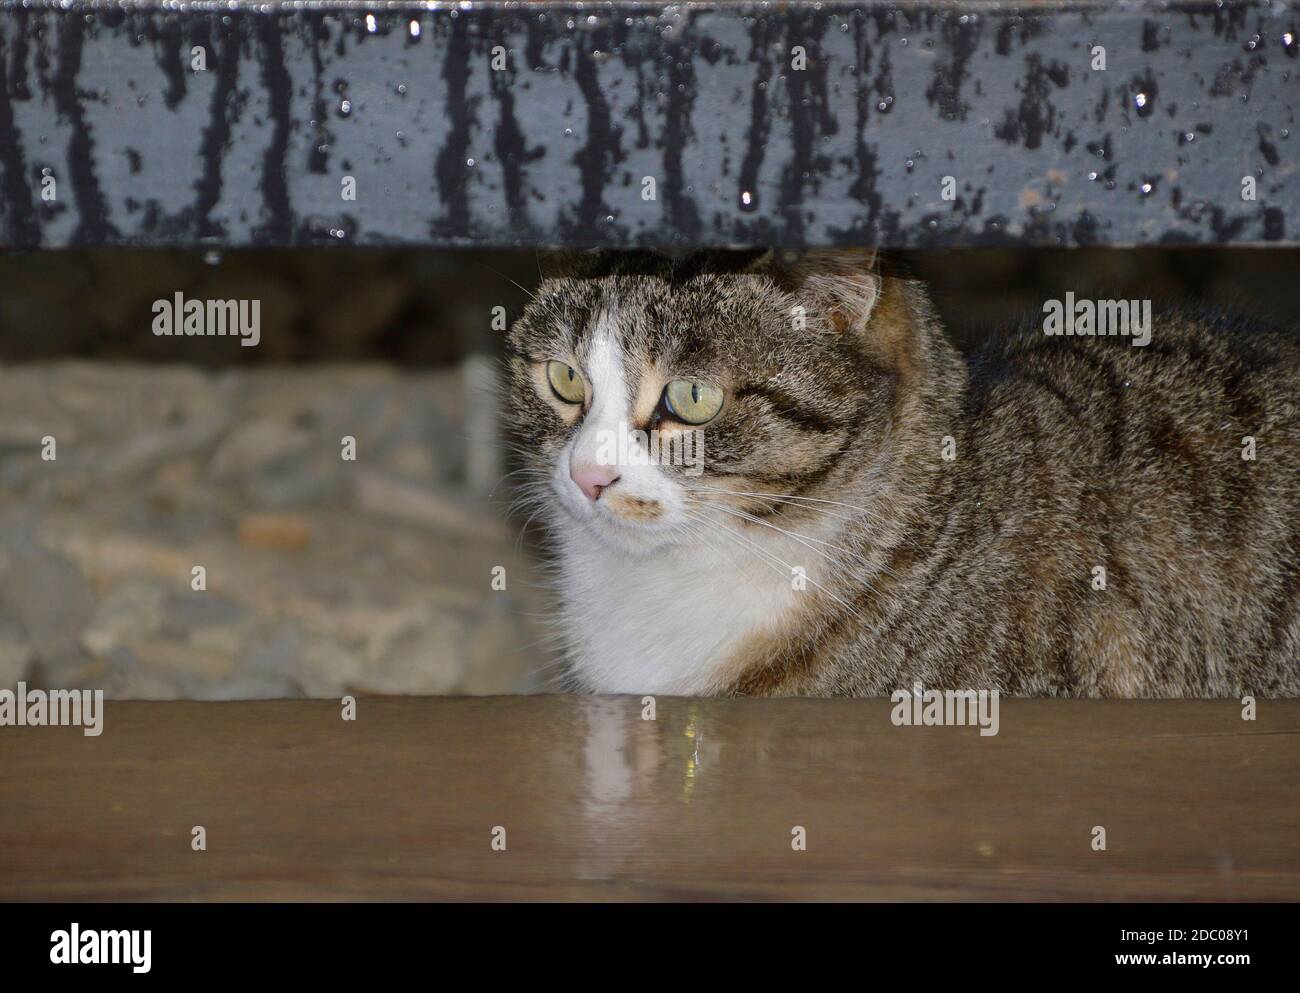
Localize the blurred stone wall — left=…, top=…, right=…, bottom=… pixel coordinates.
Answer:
left=0, top=362, right=547, bottom=698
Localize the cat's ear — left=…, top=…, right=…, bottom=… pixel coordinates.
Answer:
left=774, top=249, right=882, bottom=336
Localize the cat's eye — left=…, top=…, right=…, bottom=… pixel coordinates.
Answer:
left=546, top=361, right=586, bottom=404
left=662, top=379, right=724, bottom=425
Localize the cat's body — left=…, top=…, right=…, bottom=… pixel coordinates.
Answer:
left=506, top=251, right=1299, bottom=697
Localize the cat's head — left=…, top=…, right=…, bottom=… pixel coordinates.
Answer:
left=503, top=249, right=931, bottom=555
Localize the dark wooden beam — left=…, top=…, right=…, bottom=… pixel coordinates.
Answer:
left=2, top=696, right=1297, bottom=900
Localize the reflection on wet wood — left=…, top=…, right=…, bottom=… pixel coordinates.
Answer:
left=1, top=697, right=1297, bottom=901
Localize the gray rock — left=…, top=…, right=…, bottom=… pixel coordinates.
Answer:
left=159, top=592, right=246, bottom=636
left=237, top=623, right=307, bottom=691
left=0, top=535, right=96, bottom=663
left=81, top=584, right=166, bottom=657
left=209, top=418, right=314, bottom=483
left=0, top=618, right=34, bottom=688
left=98, top=413, right=230, bottom=483
left=0, top=362, right=550, bottom=700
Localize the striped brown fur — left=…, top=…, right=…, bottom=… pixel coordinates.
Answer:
left=506, top=250, right=1300, bottom=697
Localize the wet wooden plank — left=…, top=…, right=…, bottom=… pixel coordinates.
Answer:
left=3, top=2, right=1295, bottom=249
left=1, top=696, right=1297, bottom=901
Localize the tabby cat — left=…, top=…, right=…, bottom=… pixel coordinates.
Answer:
left=504, top=250, right=1299, bottom=697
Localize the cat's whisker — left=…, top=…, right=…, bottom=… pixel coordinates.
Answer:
left=488, top=465, right=550, bottom=498
left=477, top=262, right=543, bottom=305
left=684, top=489, right=907, bottom=585
left=693, top=493, right=863, bottom=526
left=681, top=510, right=795, bottom=588
left=690, top=484, right=891, bottom=524
left=685, top=491, right=864, bottom=527
left=503, top=496, right=551, bottom=528
left=697, top=499, right=878, bottom=573
left=693, top=481, right=885, bottom=514
left=684, top=489, right=902, bottom=585
left=675, top=514, right=763, bottom=582
left=685, top=507, right=865, bottom=621
left=693, top=502, right=888, bottom=607
left=502, top=481, right=550, bottom=503
left=513, top=506, right=549, bottom=555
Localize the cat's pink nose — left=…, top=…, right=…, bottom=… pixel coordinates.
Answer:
left=570, top=462, right=620, bottom=502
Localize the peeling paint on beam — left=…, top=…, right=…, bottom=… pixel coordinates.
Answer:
left=0, top=1, right=1295, bottom=249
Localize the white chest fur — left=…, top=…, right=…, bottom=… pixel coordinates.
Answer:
left=557, top=526, right=811, bottom=694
